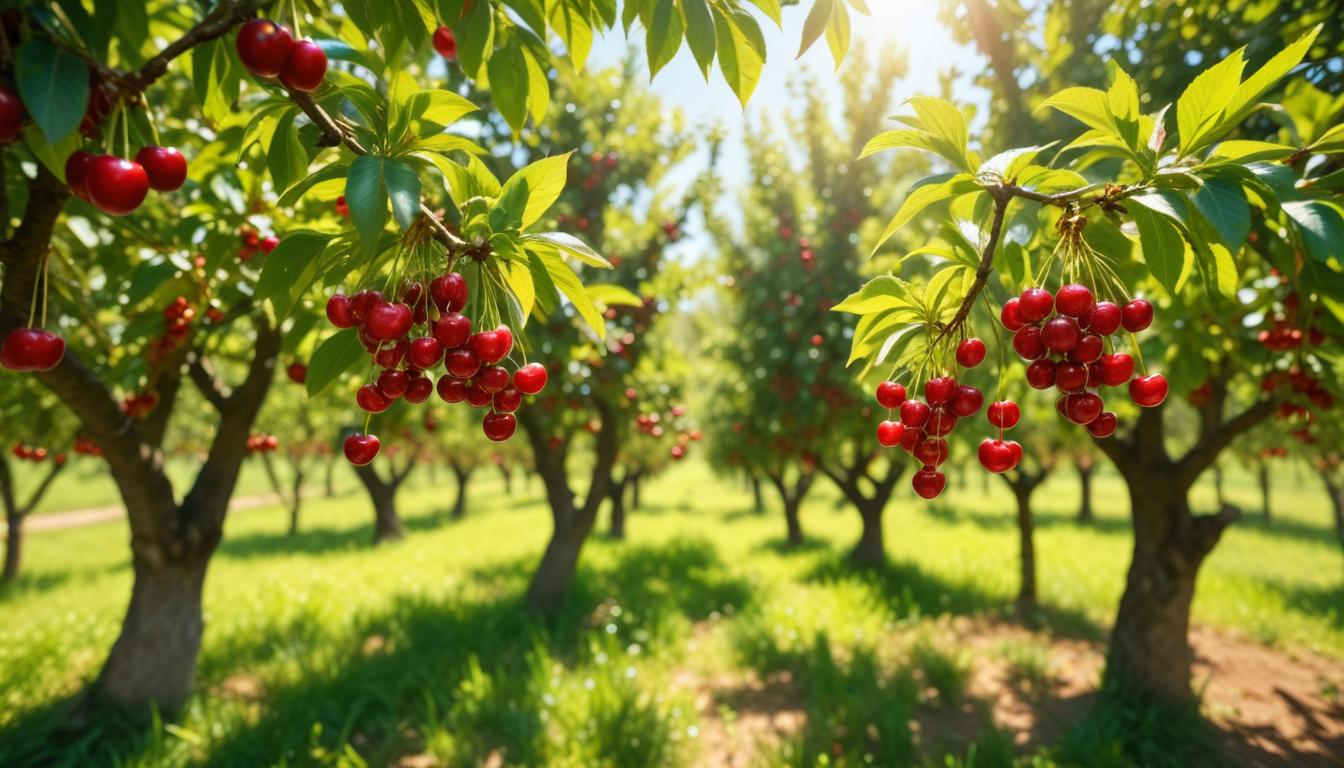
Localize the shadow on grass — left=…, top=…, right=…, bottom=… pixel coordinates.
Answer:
left=218, top=507, right=448, bottom=560
left=1265, top=580, right=1344, bottom=631
left=753, top=536, right=835, bottom=556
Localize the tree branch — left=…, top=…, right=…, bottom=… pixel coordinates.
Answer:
left=934, top=191, right=1011, bottom=344
left=186, top=352, right=232, bottom=411
left=114, top=0, right=272, bottom=97
left=1177, top=397, right=1279, bottom=487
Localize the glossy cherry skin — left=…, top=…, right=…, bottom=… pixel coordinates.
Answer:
left=365, top=302, right=413, bottom=341
left=404, top=376, right=433, bottom=404
left=433, top=313, right=472, bottom=349
left=1013, top=325, right=1046, bottom=361
left=376, top=369, right=409, bottom=399
left=1055, top=362, right=1089, bottom=393
left=65, top=150, right=95, bottom=201
left=260, top=235, right=279, bottom=253
left=899, top=399, right=931, bottom=429
left=1086, top=411, right=1118, bottom=438
left=286, top=363, right=306, bottom=383
left=950, top=385, right=983, bottom=418
left=1129, top=373, right=1169, bottom=407
left=1025, top=359, right=1057, bottom=390
left=374, top=338, right=408, bottom=368
left=899, top=426, right=924, bottom=453
left=482, top=411, right=517, bottom=442
left=1098, top=353, right=1135, bottom=387
left=0, top=85, right=21, bottom=143
left=477, top=365, right=510, bottom=394
left=1000, top=298, right=1027, bottom=331
left=1062, top=392, right=1104, bottom=425
left=469, top=326, right=513, bottom=364
left=924, top=376, right=956, bottom=406
left=513, top=362, right=548, bottom=395
left=978, top=438, right=1019, bottom=473
left=955, top=337, right=986, bottom=368
left=877, top=420, right=904, bottom=448
left=1070, top=333, right=1104, bottom=364
left=444, top=349, right=481, bottom=379
left=1054, top=284, right=1094, bottom=318
left=430, top=273, right=468, bottom=312
left=87, top=156, right=149, bottom=215
left=493, top=386, right=523, bottom=413
left=135, top=146, right=188, bottom=191
left=1122, top=299, right=1154, bottom=332
left=1018, top=287, right=1054, bottom=323
left=343, top=433, right=380, bottom=466
left=0, top=329, right=64, bottom=371
left=236, top=18, right=294, bottom=78
left=913, top=438, right=949, bottom=467
left=465, top=382, right=494, bottom=407
left=279, top=40, right=327, bottom=91
left=349, top=290, right=383, bottom=323
left=356, top=384, right=392, bottom=413
left=876, top=380, right=906, bottom=409
left=1042, top=316, right=1081, bottom=354
left=432, top=26, right=458, bottom=60
left=986, top=400, right=1021, bottom=429
left=1085, top=301, right=1122, bottom=336
left=407, top=337, right=443, bottom=370
left=437, top=375, right=468, bottom=403
left=911, top=467, right=946, bottom=499
left=925, top=409, right=958, bottom=437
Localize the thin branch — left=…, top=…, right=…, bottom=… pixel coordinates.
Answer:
left=187, top=353, right=232, bottom=411
left=115, top=0, right=271, bottom=97
left=934, top=190, right=1011, bottom=344
left=1178, top=397, right=1279, bottom=486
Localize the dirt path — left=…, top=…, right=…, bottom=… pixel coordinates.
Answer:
left=9, top=492, right=295, bottom=534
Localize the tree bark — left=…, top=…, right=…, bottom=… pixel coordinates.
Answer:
left=609, top=475, right=627, bottom=539
left=499, top=463, right=513, bottom=495
left=850, top=504, right=884, bottom=565
left=1, top=458, right=21, bottom=581
left=1013, top=482, right=1038, bottom=609
left=1259, top=463, right=1272, bottom=524
left=1317, top=469, right=1344, bottom=555
left=324, top=456, right=336, bottom=497
left=767, top=471, right=813, bottom=547
left=354, top=463, right=406, bottom=543
left=820, top=456, right=904, bottom=567
left=751, top=477, right=763, bottom=513
left=1077, top=462, right=1094, bottom=524
left=450, top=463, right=472, bottom=519
left=630, top=471, right=641, bottom=509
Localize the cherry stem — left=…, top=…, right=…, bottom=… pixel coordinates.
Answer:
left=120, top=103, right=130, bottom=159
left=1129, top=331, right=1148, bottom=375
left=362, top=411, right=372, bottom=435
left=25, top=250, right=45, bottom=328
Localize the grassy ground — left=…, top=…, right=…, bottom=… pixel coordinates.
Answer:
left=0, top=458, right=1340, bottom=766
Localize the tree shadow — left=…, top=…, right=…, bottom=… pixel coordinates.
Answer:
left=752, top=536, right=835, bottom=556
left=0, top=560, right=126, bottom=600
left=217, top=508, right=447, bottom=560
left=1264, top=580, right=1344, bottom=630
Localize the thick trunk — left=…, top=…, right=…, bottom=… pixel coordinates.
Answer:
left=1259, top=464, right=1271, bottom=524
left=354, top=465, right=404, bottom=543
left=527, top=517, right=590, bottom=609
left=1013, top=484, right=1037, bottom=609
left=1319, top=471, right=1344, bottom=555
left=1077, top=464, right=1094, bottom=523
left=783, top=497, right=804, bottom=546
left=97, top=552, right=209, bottom=711
left=1212, top=464, right=1226, bottom=507
left=609, top=478, right=627, bottom=539
left=451, top=465, right=471, bottom=519
left=751, top=477, right=763, bottom=514
left=324, top=457, right=336, bottom=497
left=287, top=463, right=303, bottom=536
left=850, top=505, right=884, bottom=566
left=499, top=465, right=513, bottom=495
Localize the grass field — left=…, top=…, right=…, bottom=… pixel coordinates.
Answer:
left=0, top=458, right=1341, bottom=766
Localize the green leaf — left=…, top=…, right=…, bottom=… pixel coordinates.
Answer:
left=1129, top=190, right=1190, bottom=229
left=404, top=89, right=478, bottom=130
left=1131, top=205, right=1189, bottom=293
left=490, top=178, right=529, bottom=233
left=873, top=174, right=980, bottom=255
left=585, top=284, right=644, bottom=307
left=681, top=0, right=717, bottom=78
left=384, top=160, right=422, bottom=231
left=1039, top=87, right=1114, bottom=134
left=832, top=275, right=915, bottom=315
left=745, top=0, right=782, bottom=25
left=306, top=329, right=367, bottom=397
left=646, top=0, right=684, bottom=77
left=505, top=153, right=571, bottom=229
left=825, top=0, right=850, bottom=68
left=1216, top=26, right=1321, bottom=143
left=539, top=251, right=605, bottom=339
left=978, top=145, right=1049, bottom=182
left=457, top=0, right=494, bottom=77
left=1204, top=140, right=1298, bottom=164
left=713, top=6, right=764, bottom=107
left=345, top=155, right=390, bottom=255
left=1284, top=201, right=1344, bottom=265
left=522, top=45, right=550, bottom=124
left=1107, top=64, right=1142, bottom=149
left=257, top=232, right=337, bottom=320
left=551, top=1, right=594, bottom=69
left=905, top=97, right=972, bottom=171
left=797, top=0, right=834, bottom=57
left=1191, top=178, right=1249, bottom=253
left=1176, top=47, right=1246, bottom=155
left=267, top=110, right=309, bottom=192
left=14, top=39, right=89, bottom=142
left=524, top=232, right=612, bottom=268
left=487, top=41, right=530, bottom=135
left=1309, top=123, right=1344, bottom=153
left=502, top=259, right=535, bottom=321
left=278, top=163, right=349, bottom=209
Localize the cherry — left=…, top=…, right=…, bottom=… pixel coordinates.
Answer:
left=286, top=363, right=307, bottom=383
left=1098, top=353, right=1135, bottom=387
left=469, top=326, right=513, bottom=364
left=1086, top=411, right=1118, bottom=438
left=1070, top=333, right=1103, bottom=364
left=260, top=235, right=279, bottom=253
left=1085, top=301, right=1122, bottom=336
left=365, top=302, right=413, bottom=341
left=343, top=433, right=380, bottom=466
left=912, top=467, right=946, bottom=499
left=926, top=409, right=958, bottom=437
left=404, top=376, right=433, bottom=404
left=135, top=146, right=188, bottom=191
left=430, top=273, right=468, bottom=312
left=899, top=426, right=924, bottom=453
left=65, top=150, right=94, bottom=201
left=1122, top=299, right=1154, bottom=332
left=875, top=380, right=906, bottom=409
left=877, top=420, right=904, bottom=448
left=1062, top=392, right=1103, bottom=425
left=1018, top=288, right=1054, bottom=323
left=1000, top=298, right=1027, bottom=331
left=236, top=18, right=294, bottom=78
left=356, top=384, right=392, bottom=413
left=433, top=26, right=458, bottom=60
left=955, top=338, right=986, bottom=368
left=437, top=375, right=468, bottom=403
left=0, top=85, right=21, bottom=143
left=374, top=338, right=408, bottom=368
left=1025, top=359, right=1056, bottom=389
left=950, top=385, right=983, bottom=418
left=376, top=369, right=410, bottom=399
left=477, top=365, right=510, bottom=393
left=465, top=382, right=494, bottom=407
left=1086, top=362, right=1104, bottom=389
left=407, top=337, right=443, bottom=370
left=1042, top=316, right=1080, bottom=354
left=445, top=348, right=481, bottom=379
left=432, top=313, right=471, bottom=349
left=913, top=438, right=949, bottom=467
left=1129, top=373, right=1168, bottom=407
left=924, top=376, right=956, bottom=405
left=978, top=438, right=1020, bottom=473
left=1054, top=284, right=1094, bottom=318
left=494, top=387, right=523, bottom=413
left=1055, top=362, right=1089, bottom=393
left=0, top=328, right=64, bottom=371
left=513, top=362, right=548, bottom=395
left=349, top=290, right=384, bottom=322
left=899, top=399, right=931, bottom=429
left=279, top=40, right=327, bottom=92
left=482, top=412, right=517, bottom=442
left=87, top=156, right=149, bottom=215
left=987, top=400, right=1020, bottom=429
left=1013, top=325, right=1046, bottom=360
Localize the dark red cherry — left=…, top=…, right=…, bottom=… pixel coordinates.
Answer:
left=978, top=438, right=1017, bottom=473
left=956, top=337, right=986, bottom=368
left=286, top=363, right=306, bottom=383
left=925, top=408, right=958, bottom=437
left=87, top=156, right=149, bottom=215
left=1098, top=353, right=1135, bottom=387
left=356, top=384, right=392, bottom=413
left=1087, top=411, right=1118, bottom=438
left=493, top=387, right=523, bottom=413
left=279, top=40, right=327, bottom=92
left=430, top=273, right=468, bottom=312
left=432, top=313, right=472, bottom=349
left=0, top=328, right=64, bottom=371
left=1013, top=325, right=1046, bottom=360
left=376, top=369, right=409, bottom=399
left=365, top=302, right=413, bottom=341
left=913, top=438, right=949, bottom=467
left=950, top=385, right=983, bottom=418
left=404, top=376, right=433, bottom=404
left=912, top=467, right=946, bottom=499
left=437, top=375, right=468, bottom=403
left=513, top=362, right=548, bottom=395
left=1055, top=362, right=1089, bottom=393
left=343, top=433, right=380, bottom=466
left=876, top=380, right=907, bottom=409
left=432, top=26, right=458, bottom=60
left=1085, top=301, right=1122, bottom=336
left=1129, top=373, right=1168, bottom=407
left=877, top=420, right=904, bottom=448
left=1070, top=333, right=1104, bottom=364
left=65, top=150, right=95, bottom=201
left=483, top=411, right=517, bottom=442
left=986, top=400, right=1020, bottom=429
left=1000, top=298, right=1027, bottom=331
left=374, top=338, right=408, bottom=368
left=445, top=348, right=481, bottom=379
left=0, top=85, right=22, bottom=143
left=135, top=146, right=188, bottom=191
left=1018, top=288, right=1054, bottom=323
left=477, top=365, right=510, bottom=393
left=236, top=18, right=294, bottom=78
left=349, top=290, right=383, bottom=323
left=465, top=382, right=494, bottom=407
left=1122, top=299, right=1154, bottom=332
left=407, top=337, right=443, bottom=370
left=899, top=426, right=924, bottom=453
left=1062, top=392, right=1104, bottom=425
left=1042, top=316, right=1081, bottom=354
left=899, top=399, right=931, bottom=429
left=924, top=376, right=956, bottom=406
left=1054, top=284, right=1094, bottom=318
left=1025, top=359, right=1057, bottom=390
left=469, top=326, right=513, bottom=364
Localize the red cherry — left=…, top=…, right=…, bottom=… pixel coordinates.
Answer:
left=279, top=40, right=327, bottom=92
left=1086, top=362, right=1104, bottom=389
left=899, top=426, right=924, bottom=453
left=65, top=150, right=95, bottom=201
left=1070, top=333, right=1103, bottom=364
left=477, top=365, right=510, bottom=394
left=236, top=18, right=294, bottom=78
left=950, top=385, right=983, bottom=418
left=135, top=146, right=188, bottom=191
left=404, top=377, right=433, bottom=404
left=365, top=302, right=413, bottom=341
left=1054, top=284, right=1094, bottom=318
left=432, top=313, right=472, bottom=349
left=1129, top=373, right=1168, bottom=407
left=376, top=369, right=409, bottom=399
left=374, top=338, right=408, bottom=368
left=445, top=348, right=481, bottom=379
left=408, top=337, right=443, bottom=370
left=913, top=438, right=949, bottom=466
left=430, top=273, right=468, bottom=312
left=513, top=362, right=548, bottom=395
left=432, top=26, right=458, bottom=60
left=1000, top=298, right=1027, bottom=331
left=469, top=326, right=513, bottom=364
left=876, top=380, right=907, bottom=409
left=437, top=375, right=468, bottom=403
left=1042, top=316, right=1081, bottom=354
left=1085, top=301, right=1122, bottom=336
left=986, top=400, right=1020, bottom=429
left=1122, top=299, right=1153, bottom=332
left=1013, top=325, right=1046, bottom=360
left=494, top=387, right=523, bottom=413
left=483, top=412, right=517, bottom=442
left=1098, top=353, right=1135, bottom=387
left=926, top=408, right=958, bottom=437
left=356, top=384, right=392, bottom=413
left=0, top=85, right=21, bottom=143
left=1087, top=411, right=1118, bottom=438
left=465, top=382, right=494, bottom=407
left=1062, top=392, right=1103, bottom=425
left=899, top=399, right=931, bottom=429
left=1055, top=362, right=1089, bottom=393
left=912, top=467, right=946, bottom=499
left=343, top=433, right=380, bottom=466
left=260, top=235, right=280, bottom=253
left=924, top=376, right=956, bottom=406
left=1018, top=288, right=1054, bottom=323
left=349, top=290, right=383, bottom=323
left=286, top=363, right=307, bottom=383
left=1025, top=359, right=1057, bottom=390
left=877, top=420, right=904, bottom=448
left=0, top=328, right=64, bottom=371
left=956, top=337, right=987, bottom=368
left=86, top=156, right=149, bottom=215
left=978, top=438, right=1018, bottom=473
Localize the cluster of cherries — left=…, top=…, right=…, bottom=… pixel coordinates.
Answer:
left=238, top=227, right=280, bottom=261
left=9, top=443, right=65, bottom=465
left=121, top=391, right=159, bottom=418
left=235, top=18, right=328, bottom=93
left=324, top=271, right=549, bottom=466
left=73, top=438, right=102, bottom=457
left=245, top=433, right=279, bottom=454
left=1004, top=284, right=1166, bottom=435
left=0, top=327, right=64, bottom=372
left=634, top=405, right=702, bottom=460
left=146, top=296, right=196, bottom=363
left=66, top=145, right=187, bottom=217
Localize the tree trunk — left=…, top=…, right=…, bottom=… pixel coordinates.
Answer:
left=1317, top=470, right=1344, bottom=555
left=630, top=472, right=642, bottom=509
left=609, top=477, right=627, bottom=539
left=751, top=477, right=763, bottom=513
left=354, top=464, right=404, bottom=543
left=1077, top=463, right=1094, bottom=523
left=850, top=504, right=884, bottom=566
left=1212, top=464, right=1226, bottom=507
left=1259, top=463, right=1271, bottom=524
left=1013, top=482, right=1037, bottom=609
left=3, top=506, right=20, bottom=581
left=324, top=456, right=336, bottom=497
left=527, top=517, right=590, bottom=609
left=451, top=464, right=471, bottom=519
left=288, top=461, right=304, bottom=535
left=499, top=464, right=513, bottom=495
left=783, top=496, right=804, bottom=546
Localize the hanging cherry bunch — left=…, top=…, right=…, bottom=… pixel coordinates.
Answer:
left=66, top=128, right=188, bottom=216
left=245, top=434, right=279, bottom=454
left=238, top=227, right=280, bottom=261
left=73, top=438, right=102, bottom=457
left=1, top=250, right=64, bottom=373
left=146, top=296, right=196, bottom=364
left=235, top=18, right=328, bottom=94
left=10, top=443, right=64, bottom=465
left=325, top=238, right=549, bottom=466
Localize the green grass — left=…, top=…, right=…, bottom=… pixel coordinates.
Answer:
left=0, top=458, right=1341, bottom=766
